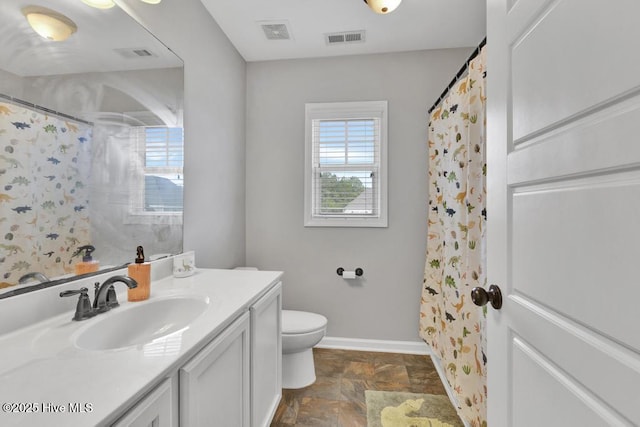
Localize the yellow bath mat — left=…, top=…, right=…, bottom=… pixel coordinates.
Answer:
left=365, top=390, right=463, bottom=427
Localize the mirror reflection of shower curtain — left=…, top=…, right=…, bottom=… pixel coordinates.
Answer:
left=419, top=46, right=487, bottom=427
left=0, top=100, right=92, bottom=286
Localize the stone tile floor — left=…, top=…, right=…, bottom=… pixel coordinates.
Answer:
left=270, top=348, right=448, bottom=426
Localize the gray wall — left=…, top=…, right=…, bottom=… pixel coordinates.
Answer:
left=246, top=49, right=471, bottom=341
left=0, top=69, right=22, bottom=98
left=118, top=0, right=247, bottom=268
left=117, top=0, right=472, bottom=342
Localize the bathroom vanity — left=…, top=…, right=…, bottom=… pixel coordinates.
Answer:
left=0, top=260, right=283, bottom=427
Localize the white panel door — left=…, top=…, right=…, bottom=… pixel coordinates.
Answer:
left=486, top=0, right=640, bottom=425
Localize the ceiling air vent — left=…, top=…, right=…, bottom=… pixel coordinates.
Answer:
left=325, top=30, right=366, bottom=45
left=259, top=21, right=292, bottom=41
left=114, top=48, right=158, bottom=59
left=132, top=49, right=153, bottom=57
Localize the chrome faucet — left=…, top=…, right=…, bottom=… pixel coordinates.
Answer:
left=93, top=275, right=138, bottom=313
left=18, top=272, right=50, bottom=284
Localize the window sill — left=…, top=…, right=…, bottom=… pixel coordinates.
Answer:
left=124, top=212, right=183, bottom=225
left=304, top=216, right=387, bottom=228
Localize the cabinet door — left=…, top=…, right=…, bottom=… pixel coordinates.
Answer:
left=250, top=282, right=282, bottom=427
left=112, top=378, right=175, bottom=427
left=180, top=312, right=250, bottom=427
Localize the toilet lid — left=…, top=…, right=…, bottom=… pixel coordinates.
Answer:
left=282, top=310, right=327, bottom=334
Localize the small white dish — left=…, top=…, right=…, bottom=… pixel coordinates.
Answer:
left=173, top=251, right=196, bottom=278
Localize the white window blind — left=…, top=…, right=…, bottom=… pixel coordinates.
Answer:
left=305, top=101, right=387, bottom=227
left=130, top=126, right=184, bottom=215
left=145, top=127, right=183, bottom=169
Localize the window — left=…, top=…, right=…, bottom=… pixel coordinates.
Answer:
left=129, top=126, right=184, bottom=220
left=304, top=101, right=388, bottom=227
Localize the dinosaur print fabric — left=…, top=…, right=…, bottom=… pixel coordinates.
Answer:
left=419, top=46, right=487, bottom=427
left=0, top=101, right=92, bottom=287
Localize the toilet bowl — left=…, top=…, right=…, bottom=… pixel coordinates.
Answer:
left=233, top=267, right=327, bottom=389
left=282, top=310, right=327, bottom=389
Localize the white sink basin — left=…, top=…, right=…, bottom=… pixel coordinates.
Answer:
left=75, top=296, right=209, bottom=351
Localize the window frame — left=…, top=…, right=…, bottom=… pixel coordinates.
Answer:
left=304, top=100, right=388, bottom=228
left=126, top=126, right=184, bottom=225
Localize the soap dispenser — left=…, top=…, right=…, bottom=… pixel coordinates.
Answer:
left=74, top=245, right=100, bottom=275
left=127, top=246, right=151, bottom=302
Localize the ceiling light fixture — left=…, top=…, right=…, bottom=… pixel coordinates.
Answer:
left=22, top=6, right=77, bottom=42
left=81, top=0, right=116, bottom=9
left=363, top=0, right=402, bottom=14
left=81, top=0, right=162, bottom=7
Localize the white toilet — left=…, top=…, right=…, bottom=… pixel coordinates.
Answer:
left=233, top=267, right=327, bottom=389
left=282, top=309, right=327, bottom=389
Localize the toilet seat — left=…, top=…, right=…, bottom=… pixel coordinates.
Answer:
left=282, top=310, right=327, bottom=334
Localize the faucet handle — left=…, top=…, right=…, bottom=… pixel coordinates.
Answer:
left=93, top=284, right=119, bottom=312
left=60, top=287, right=89, bottom=298
left=106, top=285, right=119, bottom=308
left=60, top=287, right=96, bottom=321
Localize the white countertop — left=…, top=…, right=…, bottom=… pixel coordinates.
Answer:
left=0, top=267, right=283, bottom=427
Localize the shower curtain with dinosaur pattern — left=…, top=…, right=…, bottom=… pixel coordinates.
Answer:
left=419, top=46, right=487, bottom=427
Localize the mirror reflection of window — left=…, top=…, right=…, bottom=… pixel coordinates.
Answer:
left=130, top=126, right=184, bottom=216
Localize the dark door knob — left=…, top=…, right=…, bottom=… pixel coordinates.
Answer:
left=471, top=285, right=503, bottom=310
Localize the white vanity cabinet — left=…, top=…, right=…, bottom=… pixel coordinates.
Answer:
left=109, top=277, right=282, bottom=427
left=180, top=312, right=251, bottom=426
left=111, top=313, right=252, bottom=427
left=112, top=377, right=178, bottom=427
left=250, top=281, right=282, bottom=427
left=177, top=281, right=283, bottom=427
left=0, top=267, right=284, bottom=427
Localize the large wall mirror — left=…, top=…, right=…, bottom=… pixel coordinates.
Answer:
left=0, top=0, right=184, bottom=296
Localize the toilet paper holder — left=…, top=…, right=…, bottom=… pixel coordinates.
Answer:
left=336, top=267, right=363, bottom=277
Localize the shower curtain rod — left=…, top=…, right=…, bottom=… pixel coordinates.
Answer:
left=0, top=93, right=92, bottom=125
left=427, top=37, right=487, bottom=115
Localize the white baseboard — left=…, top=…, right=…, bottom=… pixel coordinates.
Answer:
left=317, top=336, right=431, bottom=355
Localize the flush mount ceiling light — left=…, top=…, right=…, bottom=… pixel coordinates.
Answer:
left=81, top=0, right=161, bottom=7
left=81, top=0, right=116, bottom=9
left=363, top=0, right=402, bottom=14
left=22, top=6, right=77, bottom=41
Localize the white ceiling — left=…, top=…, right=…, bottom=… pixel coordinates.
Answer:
left=199, top=0, right=486, bottom=62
